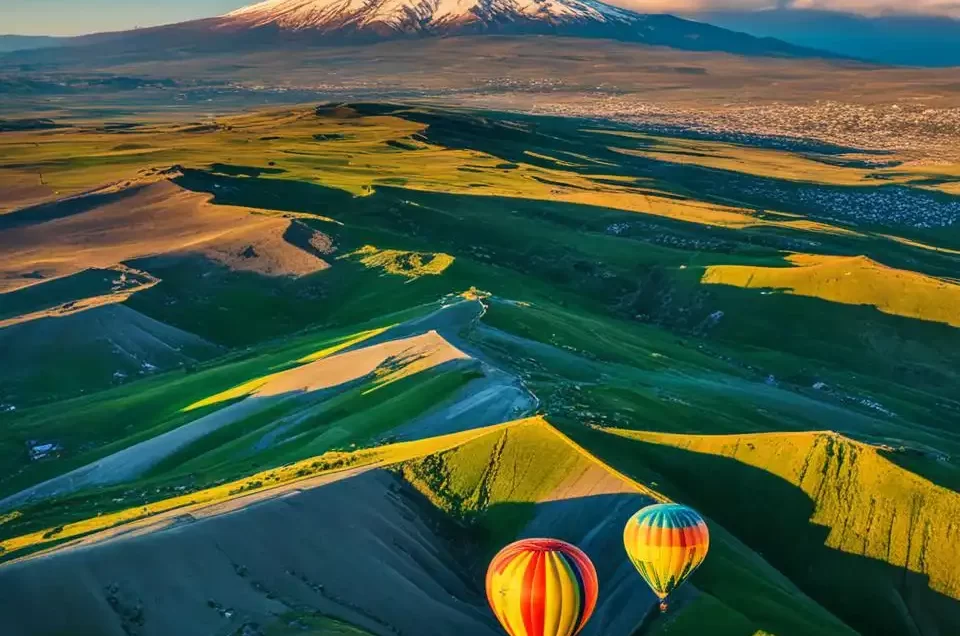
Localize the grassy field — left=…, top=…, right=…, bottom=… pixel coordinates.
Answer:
left=0, top=102, right=958, bottom=636
left=264, top=613, right=374, bottom=635
left=702, top=253, right=960, bottom=327
left=0, top=303, right=437, bottom=498
left=0, top=103, right=881, bottom=242
left=0, top=418, right=860, bottom=636
left=597, top=129, right=960, bottom=190
left=584, top=427, right=960, bottom=636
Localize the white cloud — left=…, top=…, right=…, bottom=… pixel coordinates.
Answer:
left=612, top=0, right=960, bottom=18
left=791, top=0, right=960, bottom=17
left=610, top=1, right=777, bottom=10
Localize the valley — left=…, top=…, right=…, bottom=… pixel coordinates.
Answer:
left=0, top=99, right=958, bottom=635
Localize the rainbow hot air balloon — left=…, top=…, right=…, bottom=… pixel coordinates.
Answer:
left=486, top=538, right=599, bottom=636
left=623, top=503, right=710, bottom=612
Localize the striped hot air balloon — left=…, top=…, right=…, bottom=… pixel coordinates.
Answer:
left=486, top=538, right=599, bottom=636
left=623, top=503, right=710, bottom=612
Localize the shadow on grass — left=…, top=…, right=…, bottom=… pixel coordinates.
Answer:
left=173, top=168, right=960, bottom=405
left=413, top=489, right=657, bottom=636
left=570, top=426, right=960, bottom=636
left=0, top=183, right=145, bottom=230
left=702, top=281, right=960, bottom=401
left=209, top=162, right=286, bottom=177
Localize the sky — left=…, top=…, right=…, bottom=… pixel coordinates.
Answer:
left=3, top=0, right=250, bottom=36
left=625, top=0, right=960, bottom=17
left=3, top=0, right=958, bottom=36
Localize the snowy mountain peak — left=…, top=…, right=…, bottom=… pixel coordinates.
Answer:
left=222, top=0, right=639, bottom=33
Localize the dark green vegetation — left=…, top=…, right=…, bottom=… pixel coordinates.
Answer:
left=579, top=427, right=960, bottom=636
left=0, top=103, right=958, bottom=636
left=264, top=613, right=374, bottom=635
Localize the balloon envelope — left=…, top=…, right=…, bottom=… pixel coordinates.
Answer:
left=623, top=503, right=710, bottom=605
left=486, top=538, right=599, bottom=636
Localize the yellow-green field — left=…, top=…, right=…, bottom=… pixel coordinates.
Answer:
left=591, top=426, right=960, bottom=635
left=701, top=253, right=960, bottom=327
left=597, top=129, right=960, bottom=191
left=0, top=105, right=886, bottom=238
left=1, top=102, right=958, bottom=636
left=606, top=428, right=960, bottom=599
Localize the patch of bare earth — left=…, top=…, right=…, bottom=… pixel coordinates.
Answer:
left=0, top=180, right=331, bottom=293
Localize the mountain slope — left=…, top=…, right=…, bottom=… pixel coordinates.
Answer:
left=0, top=304, right=221, bottom=408
left=1, top=0, right=834, bottom=65
left=596, top=428, right=960, bottom=636
left=0, top=468, right=501, bottom=636
left=0, top=418, right=857, bottom=636
left=221, top=0, right=640, bottom=33
left=0, top=179, right=331, bottom=294
left=694, top=9, right=960, bottom=67
left=215, top=0, right=829, bottom=56
left=0, top=35, right=63, bottom=53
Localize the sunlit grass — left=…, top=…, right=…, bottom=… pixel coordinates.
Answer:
left=0, top=105, right=868, bottom=240
left=0, top=422, right=513, bottom=560
left=701, top=253, right=960, bottom=327
left=184, top=326, right=394, bottom=411
left=181, top=375, right=274, bottom=413
left=340, top=245, right=455, bottom=279
left=603, top=427, right=960, bottom=600
left=295, top=326, right=394, bottom=362
left=399, top=416, right=656, bottom=539
left=591, top=128, right=960, bottom=191
left=881, top=234, right=960, bottom=257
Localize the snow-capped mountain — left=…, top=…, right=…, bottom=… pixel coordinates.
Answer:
left=205, top=0, right=833, bottom=58
left=0, top=0, right=835, bottom=64
left=219, top=0, right=637, bottom=34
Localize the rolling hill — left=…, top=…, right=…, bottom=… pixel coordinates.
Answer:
left=0, top=418, right=859, bottom=636
left=0, top=102, right=958, bottom=635
left=593, top=428, right=960, bottom=635
left=0, top=303, right=221, bottom=408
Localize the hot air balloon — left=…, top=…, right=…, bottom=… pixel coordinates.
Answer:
left=486, top=538, right=599, bottom=636
left=623, top=503, right=710, bottom=612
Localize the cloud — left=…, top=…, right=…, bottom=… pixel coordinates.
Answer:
left=792, top=0, right=960, bottom=17
left=609, top=1, right=777, bottom=10
left=612, top=0, right=960, bottom=18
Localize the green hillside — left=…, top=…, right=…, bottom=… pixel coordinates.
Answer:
left=591, top=428, right=960, bottom=635
left=0, top=102, right=957, bottom=636
left=0, top=418, right=859, bottom=636
left=397, top=418, right=857, bottom=636
left=265, top=614, right=374, bottom=635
